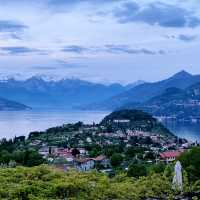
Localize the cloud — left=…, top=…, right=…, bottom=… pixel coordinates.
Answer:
left=0, top=20, right=28, bottom=33
left=0, top=20, right=28, bottom=40
left=62, top=45, right=89, bottom=54
left=62, top=44, right=165, bottom=55
left=104, top=44, right=159, bottom=55
left=178, top=34, right=197, bottom=42
left=164, top=34, right=198, bottom=42
left=47, top=0, right=122, bottom=12
left=113, top=2, right=200, bottom=28
left=0, top=47, right=46, bottom=55
left=56, top=60, right=87, bottom=68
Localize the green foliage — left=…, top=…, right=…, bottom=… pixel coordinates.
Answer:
left=163, top=164, right=174, bottom=179
left=100, top=109, right=173, bottom=137
left=0, top=165, right=178, bottom=200
left=0, top=148, right=44, bottom=167
left=104, top=145, right=124, bottom=158
left=0, top=165, right=199, bottom=199
left=179, top=147, right=200, bottom=183
left=127, top=163, right=147, bottom=178
left=149, top=162, right=166, bottom=174
left=110, top=153, right=123, bottom=167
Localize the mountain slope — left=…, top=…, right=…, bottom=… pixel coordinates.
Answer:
left=0, top=97, right=30, bottom=111
left=100, top=109, right=174, bottom=137
left=0, top=76, right=146, bottom=109
left=0, top=77, right=127, bottom=108
left=88, top=71, right=200, bottom=110
left=121, top=82, right=200, bottom=121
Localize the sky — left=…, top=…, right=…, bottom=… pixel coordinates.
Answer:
left=0, top=0, right=200, bottom=84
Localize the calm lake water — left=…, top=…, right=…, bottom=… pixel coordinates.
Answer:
left=0, top=109, right=109, bottom=139
left=163, top=121, right=200, bottom=142
left=0, top=109, right=200, bottom=142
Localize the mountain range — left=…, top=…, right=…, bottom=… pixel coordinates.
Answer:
left=1, top=70, right=200, bottom=116
left=0, top=77, right=142, bottom=109
left=87, top=70, right=200, bottom=110
left=120, top=82, right=200, bottom=121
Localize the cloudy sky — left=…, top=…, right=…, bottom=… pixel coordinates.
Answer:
left=0, top=0, right=200, bottom=84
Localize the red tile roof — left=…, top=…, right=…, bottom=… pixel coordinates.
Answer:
left=75, top=158, right=92, bottom=164
left=160, top=151, right=182, bottom=159
left=93, top=155, right=106, bottom=161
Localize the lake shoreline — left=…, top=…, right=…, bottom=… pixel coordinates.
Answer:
left=0, top=109, right=199, bottom=142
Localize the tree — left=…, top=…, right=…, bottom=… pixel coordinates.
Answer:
left=144, top=151, right=156, bottom=160
left=24, top=149, right=45, bottom=167
left=150, top=163, right=165, bottom=174
left=111, top=153, right=123, bottom=167
left=71, top=148, right=80, bottom=157
left=125, top=147, right=136, bottom=157
left=179, top=147, right=200, bottom=183
left=0, top=150, right=12, bottom=164
left=13, top=150, right=25, bottom=164
left=127, top=163, right=147, bottom=178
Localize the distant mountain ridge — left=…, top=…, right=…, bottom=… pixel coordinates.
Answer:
left=121, top=82, right=200, bottom=121
left=87, top=71, right=200, bottom=110
left=0, top=76, right=143, bottom=108
left=0, top=96, right=30, bottom=111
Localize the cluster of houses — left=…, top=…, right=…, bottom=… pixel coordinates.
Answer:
left=39, top=146, right=110, bottom=172
left=32, top=119, right=193, bottom=173
left=97, top=129, right=191, bottom=151
left=37, top=143, right=190, bottom=173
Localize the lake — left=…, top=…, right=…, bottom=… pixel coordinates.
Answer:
left=0, top=109, right=200, bottom=142
left=163, top=121, right=200, bottom=142
left=0, top=109, right=109, bottom=139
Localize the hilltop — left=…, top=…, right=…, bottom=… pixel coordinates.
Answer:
left=100, top=109, right=173, bottom=137
left=87, top=70, right=200, bottom=110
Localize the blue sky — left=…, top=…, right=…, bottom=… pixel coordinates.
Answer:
left=0, top=0, right=200, bottom=84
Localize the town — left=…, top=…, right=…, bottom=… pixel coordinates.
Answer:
left=26, top=110, right=194, bottom=173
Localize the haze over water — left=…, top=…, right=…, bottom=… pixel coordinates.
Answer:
left=0, top=109, right=109, bottom=139
left=0, top=109, right=200, bottom=142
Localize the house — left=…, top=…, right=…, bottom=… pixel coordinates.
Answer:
left=78, top=148, right=88, bottom=156
left=75, top=158, right=95, bottom=171
left=160, top=150, right=183, bottom=163
left=93, top=155, right=110, bottom=168
left=39, top=147, right=49, bottom=158
left=56, top=148, right=74, bottom=162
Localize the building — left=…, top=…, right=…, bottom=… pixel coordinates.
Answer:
left=38, top=147, right=49, bottom=158
left=78, top=148, right=88, bottom=156
left=160, top=150, right=183, bottom=163
left=75, top=158, right=95, bottom=172
left=56, top=148, right=74, bottom=162
left=113, top=119, right=130, bottom=123
left=93, top=155, right=110, bottom=168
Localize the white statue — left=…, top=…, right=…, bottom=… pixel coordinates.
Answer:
left=173, top=161, right=183, bottom=191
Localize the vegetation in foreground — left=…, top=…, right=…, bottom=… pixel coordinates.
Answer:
left=0, top=147, right=200, bottom=200
left=0, top=165, right=189, bottom=200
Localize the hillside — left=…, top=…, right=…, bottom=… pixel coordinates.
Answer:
left=0, top=96, right=30, bottom=111
left=0, top=77, right=142, bottom=108
left=87, top=71, right=200, bottom=110
left=100, top=109, right=174, bottom=137
left=121, top=83, right=200, bottom=121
